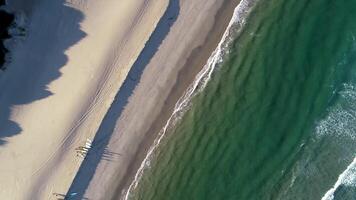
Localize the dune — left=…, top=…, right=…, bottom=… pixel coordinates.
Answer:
left=0, top=0, right=167, bottom=199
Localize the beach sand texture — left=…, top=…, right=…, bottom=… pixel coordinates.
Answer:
left=0, top=0, right=167, bottom=199
left=0, top=0, right=241, bottom=199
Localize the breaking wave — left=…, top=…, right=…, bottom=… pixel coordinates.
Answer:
left=321, top=157, right=356, bottom=200
left=122, top=0, right=259, bottom=199
left=318, top=83, right=356, bottom=200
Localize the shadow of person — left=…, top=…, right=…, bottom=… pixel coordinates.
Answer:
left=0, top=0, right=86, bottom=145
left=66, top=0, right=180, bottom=199
left=100, top=148, right=122, bottom=162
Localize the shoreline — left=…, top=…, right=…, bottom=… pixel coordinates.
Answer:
left=64, top=0, right=244, bottom=199
left=121, top=0, right=258, bottom=199
left=119, top=0, right=244, bottom=198
left=118, top=0, right=241, bottom=195
left=116, top=0, right=244, bottom=196
left=0, top=0, right=249, bottom=199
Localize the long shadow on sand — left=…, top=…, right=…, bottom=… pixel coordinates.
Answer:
left=66, top=0, right=180, bottom=199
left=0, top=1, right=86, bottom=145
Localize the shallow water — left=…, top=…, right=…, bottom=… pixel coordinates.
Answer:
left=130, top=0, right=356, bottom=199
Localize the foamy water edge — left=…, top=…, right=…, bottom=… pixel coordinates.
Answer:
left=122, top=0, right=258, bottom=199
left=321, top=156, right=356, bottom=200
left=319, top=83, right=356, bottom=200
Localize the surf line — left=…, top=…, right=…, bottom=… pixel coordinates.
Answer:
left=321, top=156, right=356, bottom=200
left=122, top=0, right=258, bottom=199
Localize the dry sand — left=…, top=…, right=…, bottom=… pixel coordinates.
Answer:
left=0, top=0, right=167, bottom=199
left=64, top=0, right=242, bottom=199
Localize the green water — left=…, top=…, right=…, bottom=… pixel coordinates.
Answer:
left=131, top=0, right=356, bottom=199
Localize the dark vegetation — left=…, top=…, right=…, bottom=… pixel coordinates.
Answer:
left=0, top=0, right=15, bottom=70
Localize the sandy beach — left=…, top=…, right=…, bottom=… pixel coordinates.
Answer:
left=66, top=0, right=242, bottom=199
left=0, top=0, right=240, bottom=199
left=0, top=0, right=166, bottom=199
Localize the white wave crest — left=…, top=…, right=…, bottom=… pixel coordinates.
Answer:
left=122, top=0, right=258, bottom=199
left=321, top=156, right=356, bottom=200
left=316, top=83, right=356, bottom=140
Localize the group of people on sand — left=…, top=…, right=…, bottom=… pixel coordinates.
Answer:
left=76, top=139, right=92, bottom=158
left=75, top=146, right=90, bottom=158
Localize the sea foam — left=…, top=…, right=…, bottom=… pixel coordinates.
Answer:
left=316, top=83, right=356, bottom=140
left=317, top=83, right=356, bottom=199
left=122, top=0, right=258, bottom=199
left=321, top=156, right=356, bottom=200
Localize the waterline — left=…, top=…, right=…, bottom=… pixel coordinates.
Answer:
left=122, top=0, right=258, bottom=199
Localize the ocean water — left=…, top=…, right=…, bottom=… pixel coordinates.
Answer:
left=127, top=0, right=356, bottom=199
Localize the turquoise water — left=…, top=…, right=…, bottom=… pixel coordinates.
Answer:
left=130, top=0, right=356, bottom=199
